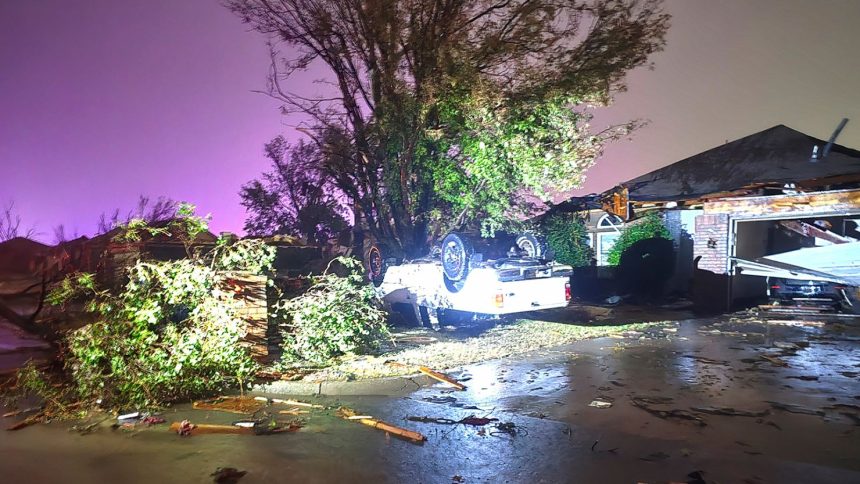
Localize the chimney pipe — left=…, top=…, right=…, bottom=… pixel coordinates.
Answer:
left=822, top=118, right=849, bottom=159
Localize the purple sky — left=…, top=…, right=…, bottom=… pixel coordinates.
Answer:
left=2, top=0, right=859, bottom=242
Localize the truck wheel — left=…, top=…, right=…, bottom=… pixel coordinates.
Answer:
left=366, top=244, right=387, bottom=286
left=515, top=233, right=545, bottom=259
left=443, top=273, right=466, bottom=293
left=441, top=232, right=473, bottom=282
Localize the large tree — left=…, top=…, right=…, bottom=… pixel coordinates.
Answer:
left=229, top=0, right=670, bottom=257
left=240, top=136, right=349, bottom=245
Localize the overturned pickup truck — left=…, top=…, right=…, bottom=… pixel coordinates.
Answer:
left=373, top=233, right=573, bottom=328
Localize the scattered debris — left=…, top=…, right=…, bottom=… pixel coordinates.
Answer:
left=278, top=408, right=310, bottom=416
left=490, top=421, right=524, bottom=437
left=337, top=407, right=425, bottom=443
left=5, top=412, right=45, bottom=431
left=2, top=406, right=41, bottom=418
left=407, top=416, right=457, bottom=425
left=687, top=470, right=706, bottom=484
left=117, top=411, right=140, bottom=421
left=765, top=401, right=825, bottom=416
left=458, top=416, right=498, bottom=426
left=211, top=467, right=247, bottom=484
left=765, top=320, right=825, bottom=328
left=69, top=420, right=104, bottom=435
left=631, top=397, right=706, bottom=426
left=419, top=366, right=467, bottom=390
left=193, top=397, right=266, bottom=415
left=759, top=355, right=789, bottom=367
left=690, top=406, right=770, bottom=418
left=773, top=341, right=799, bottom=351
left=681, top=355, right=729, bottom=366
left=764, top=421, right=782, bottom=431
left=589, top=400, right=613, bottom=409
left=141, top=416, right=166, bottom=426
left=591, top=439, right=619, bottom=453
left=786, top=375, right=818, bottom=381
left=422, top=395, right=458, bottom=405
left=170, top=419, right=301, bottom=436
left=254, top=397, right=324, bottom=408
left=175, top=420, right=195, bottom=436
left=640, top=451, right=670, bottom=462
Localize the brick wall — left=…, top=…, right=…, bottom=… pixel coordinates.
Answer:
left=693, top=214, right=730, bottom=274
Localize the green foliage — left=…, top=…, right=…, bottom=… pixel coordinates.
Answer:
left=275, top=257, right=389, bottom=365
left=606, top=212, right=671, bottom=266
left=113, top=202, right=209, bottom=246
left=47, top=208, right=275, bottom=409
left=46, top=272, right=96, bottom=306
left=543, top=214, right=594, bottom=268
left=228, top=0, right=671, bottom=254
left=428, top=92, right=622, bottom=237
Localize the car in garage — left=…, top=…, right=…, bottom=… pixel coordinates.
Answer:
left=766, top=277, right=853, bottom=311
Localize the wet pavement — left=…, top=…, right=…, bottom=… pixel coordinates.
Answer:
left=1, top=315, right=859, bottom=483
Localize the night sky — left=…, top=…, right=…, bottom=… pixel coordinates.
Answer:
left=2, top=0, right=859, bottom=242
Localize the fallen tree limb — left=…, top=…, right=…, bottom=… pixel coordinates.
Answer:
left=6, top=412, right=45, bottom=431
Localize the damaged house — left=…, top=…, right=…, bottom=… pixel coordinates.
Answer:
left=557, top=123, right=860, bottom=311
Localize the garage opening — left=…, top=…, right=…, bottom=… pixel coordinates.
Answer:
left=731, top=215, right=860, bottom=306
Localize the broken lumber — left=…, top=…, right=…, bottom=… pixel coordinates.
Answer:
left=169, top=421, right=300, bottom=436
left=760, top=354, right=789, bottom=367
left=255, top=397, right=324, bottom=408
left=356, top=418, right=426, bottom=443
left=170, top=422, right=254, bottom=435
left=418, top=366, right=466, bottom=390
left=337, top=406, right=425, bottom=443
left=193, top=396, right=265, bottom=414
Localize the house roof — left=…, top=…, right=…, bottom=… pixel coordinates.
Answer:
left=0, top=237, right=50, bottom=254
left=622, top=124, right=860, bottom=202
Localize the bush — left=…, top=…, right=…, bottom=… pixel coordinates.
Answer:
left=606, top=212, right=671, bottom=266
left=276, top=257, right=389, bottom=364
left=543, top=213, right=593, bottom=267
left=47, top=207, right=275, bottom=409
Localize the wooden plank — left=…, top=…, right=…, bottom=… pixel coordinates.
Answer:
left=418, top=366, right=467, bottom=390
left=704, top=189, right=860, bottom=217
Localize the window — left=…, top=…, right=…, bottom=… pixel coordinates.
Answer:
left=595, top=213, right=623, bottom=265
left=597, top=232, right=620, bottom=265
left=597, top=213, right=623, bottom=229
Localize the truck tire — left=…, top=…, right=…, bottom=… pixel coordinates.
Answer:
left=366, top=244, right=387, bottom=286
left=441, top=232, right=473, bottom=282
left=515, top=233, right=545, bottom=259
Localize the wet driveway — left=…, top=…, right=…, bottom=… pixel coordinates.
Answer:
left=1, top=315, right=859, bottom=483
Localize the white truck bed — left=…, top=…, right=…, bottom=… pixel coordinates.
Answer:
left=376, top=259, right=572, bottom=326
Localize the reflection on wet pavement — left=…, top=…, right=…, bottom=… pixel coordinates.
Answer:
left=2, top=316, right=859, bottom=483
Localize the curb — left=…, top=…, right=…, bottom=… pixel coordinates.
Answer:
left=252, top=373, right=437, bottom=397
